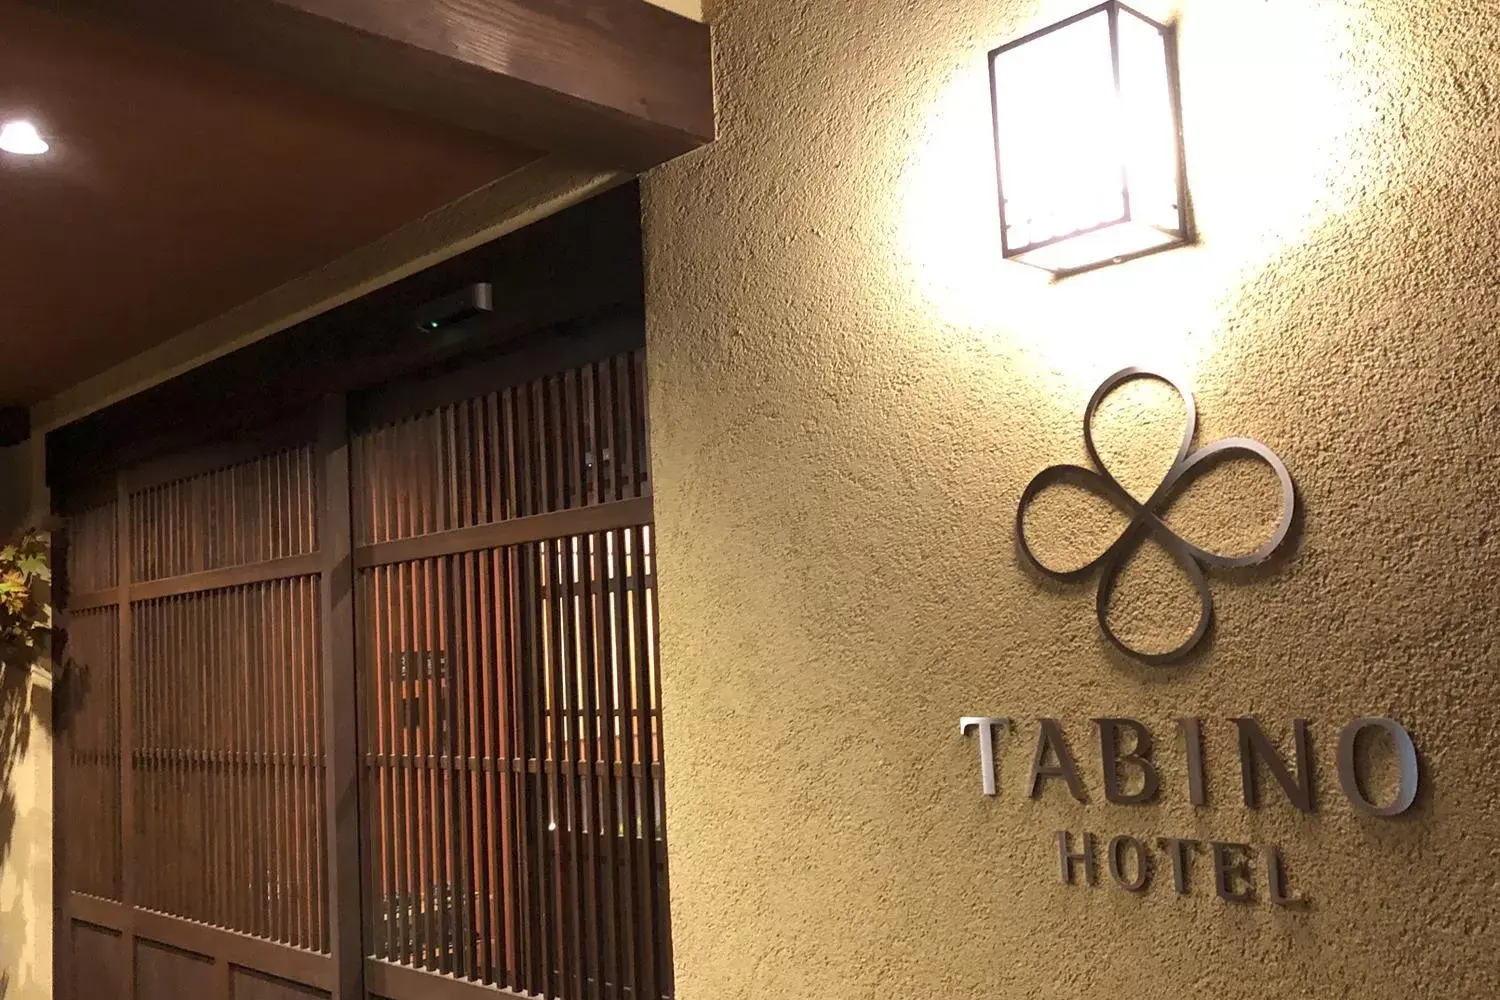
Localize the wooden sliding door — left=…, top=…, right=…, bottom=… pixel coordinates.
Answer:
left=59, top=424, right=336, bottom=1000
left=55, top=321, right=671, bottom=1000
left=351, top=329, right=669, bottom=1000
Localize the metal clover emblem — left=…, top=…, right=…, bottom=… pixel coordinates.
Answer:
left=1015, top=368, right=1295, bottom=664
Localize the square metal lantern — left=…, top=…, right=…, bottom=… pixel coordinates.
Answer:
left=989, top=2, right=1189, bottom=275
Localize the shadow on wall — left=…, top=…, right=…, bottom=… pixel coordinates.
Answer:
left=0, top=525, right=64, bottom=1000
left=0, top=650, right=50, bottom=1000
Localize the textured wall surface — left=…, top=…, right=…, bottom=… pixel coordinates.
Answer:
left=642, top=1, right=1500, bottom=997
left=643, top=0, right=703, bottom=20
left=0, top=440, right=52, bottom=1000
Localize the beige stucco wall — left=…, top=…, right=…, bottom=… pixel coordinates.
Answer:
left=644, top=0, right=703, bottom=20
left=0, top=439, right=52, bottom=1000
left=642, top=1, right=1500, bottom=998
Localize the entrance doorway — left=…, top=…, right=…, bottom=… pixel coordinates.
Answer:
left=53, top=190, right=671, bottom=1000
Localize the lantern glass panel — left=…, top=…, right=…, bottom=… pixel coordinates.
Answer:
left=990, top=3, right=1188, bottom=274
left=991, top=8, right=1124, bottom=252
left=1116, top=8, right=1182, bottom=234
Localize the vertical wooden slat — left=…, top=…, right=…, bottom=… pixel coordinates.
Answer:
left=396, top=560, right=423, bottom=968
left=560, top=535, right=593, bottom=1000
left=235, top=584, right=251, bottom=937
left=197, top=590, right=211, bottom=927
left=360, top=566, right=379, bottom=958
left=553, top=537, right=584, bottom=1000
left=204, top=589, right=217, bottom=928
left=354, top=568, right=374, bottom=961
left=373, top=566, right=398, bottom=961
left=230, top=585, right=243, bottom=936
left=271, top=578, right=288, bottom=943
left=417, top=557, right=441, bottom=971
left=538, top=379, right=563, bottom=994
left=461, top=550, right=487, bottom=983
left=283, top=577, right=299, bottom=946
left=116, top=471, right=139, bottom=996
left=384, top=564, right=407, bottom=964
left=575, top=534, right=604, bottom=1000
left=249, top=584, right=265, bottom=937
left=180, top=594, right=192, bottom=921
left=308, top=576, right=321, bottom=951
left=320, top=395, right=365, bottom=999
left=508, top=544, right=536, bottom=995
left=254, top=582, right=267, bottom=939
left=299, top=574, right=314, bottom=951
left=298, top=575, right=313, bottom=950
left=483, top=547, right=514, bottom=991
left=591, top=528, right=622, bottom=1000
left=610, top=528, right=642, bottom=1000
left=210, top=589, right=223, bottom=930
left=447, top=405, right=476, bottom=981
left=295, top=575, right=313, bottom=953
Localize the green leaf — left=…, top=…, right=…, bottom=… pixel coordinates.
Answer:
left=16, top=554, right=47, bottom=577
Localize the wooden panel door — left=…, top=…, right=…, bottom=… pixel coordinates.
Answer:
left=350, top=326, right=672, bottom=1000
left=58, top=420, right=337, bottom=1000
left=56, top=321, right=671, bottom=1000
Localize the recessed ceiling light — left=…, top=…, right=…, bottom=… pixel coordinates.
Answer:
left=0, top=121, right=49, bottom=156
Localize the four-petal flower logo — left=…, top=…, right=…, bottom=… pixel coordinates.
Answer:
left=1015, top=368, right=1296, bottom=663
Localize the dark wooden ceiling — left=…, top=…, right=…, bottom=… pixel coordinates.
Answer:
left=0, top=1, right=539, bottom=405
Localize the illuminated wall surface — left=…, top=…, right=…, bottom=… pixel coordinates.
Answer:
left=0, top=439, right=49, bottom=1000
left=643, top=0, right=1500, bottom=996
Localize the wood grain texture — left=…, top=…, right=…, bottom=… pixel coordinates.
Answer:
left=43, top=0, right=713, bottom=169
left=68, top=892, right=337, bottom=992
left=0, top=2, right=534, bottom=406
left=54, top=231, right=672, bottom=1000
left=34, top=158, right=625, bottom=437
left=232, top=967, right=332, bottom=1000
left=71, top=921, right=128, bottom=999
left=319, top=397, right=365, bottom=1000
left=135, top=939, right=216, bottom=1000
left=352, top=347, right=670, bottom=1000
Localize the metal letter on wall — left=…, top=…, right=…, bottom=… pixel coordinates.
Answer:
left=1337, top=716, right=1420, bottom=817
left=1015, top=368, right=1296, bottom=664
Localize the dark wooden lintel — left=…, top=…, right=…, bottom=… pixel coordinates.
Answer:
left=45, top=0, right=714, bottom=169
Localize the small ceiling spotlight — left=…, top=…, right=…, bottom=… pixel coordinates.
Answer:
left=0, top=120, right=50, bottom=156
left=990, top=3, right=1189, bottom=275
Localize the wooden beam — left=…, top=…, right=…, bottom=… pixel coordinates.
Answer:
left=353, top=496, right=653, bottom=568
left=46, top=0, right=714, bottom=169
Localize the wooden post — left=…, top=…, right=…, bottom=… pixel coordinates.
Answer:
left=319, top=395, right=365, bottom=999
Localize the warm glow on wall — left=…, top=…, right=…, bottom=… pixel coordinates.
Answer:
left=990, top=2, right=1188, bottom=274
left=894, top=1, right=1390, bottom=396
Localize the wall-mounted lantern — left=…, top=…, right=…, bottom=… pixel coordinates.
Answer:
left=989, top=2, right=1189, bottom=275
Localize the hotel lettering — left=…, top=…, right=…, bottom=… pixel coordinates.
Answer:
left=958, top=715, right=1420, bottom=908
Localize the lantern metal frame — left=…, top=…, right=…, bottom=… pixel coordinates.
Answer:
left=988, top=1, right=1192, bottom=276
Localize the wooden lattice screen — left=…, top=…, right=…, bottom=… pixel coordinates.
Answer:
left=56, top=329, right=667, bottom=1000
